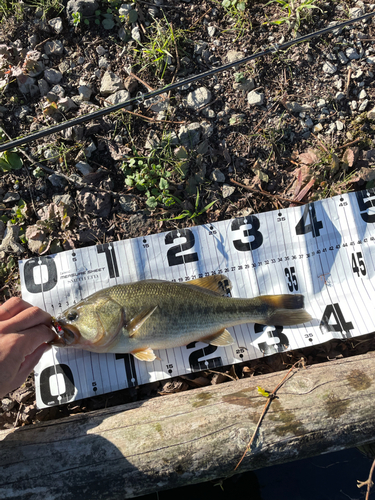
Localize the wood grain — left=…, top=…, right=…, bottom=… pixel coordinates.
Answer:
left=1, top=352, right=375, bottom=499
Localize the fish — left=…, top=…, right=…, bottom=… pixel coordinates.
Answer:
left=51, top=275, right=312, bottom=362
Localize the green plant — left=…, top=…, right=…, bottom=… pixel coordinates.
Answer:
left=135, top=15, right=183, bottom=79
left=222, top=0, right=246, bottom=13
left=121, top=155, right=176, bottom=210
left=0, top=150, right=23, bottom=172
left=164, top=188, right=217, bottom=221
left=264, top=0, right=322, bottom=32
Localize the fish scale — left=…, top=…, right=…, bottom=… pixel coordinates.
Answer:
left=52, top=275, right=312, bottom=361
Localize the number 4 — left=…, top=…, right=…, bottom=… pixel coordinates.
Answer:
left=295, top=204, right=323, bottom=238
left=351, top=252, right=366, bottom=277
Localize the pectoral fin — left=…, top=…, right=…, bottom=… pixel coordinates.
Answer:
left=202, top=328, right=235, bottom=346
left=186, top=275, right=232, bottom=296
left=131, top=347, right=159, bottom=362
left=126, top=306, right=158, bottom=337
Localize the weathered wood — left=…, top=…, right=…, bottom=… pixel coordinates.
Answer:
left=1, top=352, right=375, bottom=500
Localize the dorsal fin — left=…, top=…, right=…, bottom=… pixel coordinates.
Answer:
left=185, top=275, right=232, bottom=297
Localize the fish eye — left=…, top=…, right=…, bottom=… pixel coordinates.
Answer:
left=67, top=311, right=78, bottom=322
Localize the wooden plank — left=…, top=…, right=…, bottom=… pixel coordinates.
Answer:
left=1, top=352, right=375, bottom=500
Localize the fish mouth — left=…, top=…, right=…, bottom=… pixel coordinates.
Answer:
left=50, top=321, right=81, bottom=346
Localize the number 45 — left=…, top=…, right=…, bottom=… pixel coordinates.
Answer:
left=351, top=252, right=366, bottom=277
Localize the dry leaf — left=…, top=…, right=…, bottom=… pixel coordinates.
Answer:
left=342, top=147, right=360, bottom=168
left=298, top=148, right=319, bottom=165
left=350, top=167, right=375, bottom=184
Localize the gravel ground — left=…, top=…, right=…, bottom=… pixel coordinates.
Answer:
left=1, top=0, right=375, bottom=495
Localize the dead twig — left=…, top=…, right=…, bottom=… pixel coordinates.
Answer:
left=98, top=97, right=185, bottom=124
left=345, top=67, right=353, bottom=98
left=335, top=138, right=362, bottom=150
left=357, top=457, right=375, bottom=500
left=229, top=178, right=304, bottom=206
left=234, top=358, right=305, bottom=471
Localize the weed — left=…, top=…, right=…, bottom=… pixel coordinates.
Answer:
left=135, top=15, right=184, bottom=79
left=121, top=152, right=177, bottom=210
left=222, top=0, right=246, bottom=14
left=0, top=150, right=23, bottom=172
left=163, top=188, right=217, bottom=221
left=264, top=0, right=322, bottom=32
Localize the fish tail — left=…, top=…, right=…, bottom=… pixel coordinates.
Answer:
left=260, top=294, right=312, bottom=326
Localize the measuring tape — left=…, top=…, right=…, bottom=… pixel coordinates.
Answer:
left=19, top=189, right=375, bottom=409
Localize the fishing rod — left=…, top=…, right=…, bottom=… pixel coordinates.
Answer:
left=0, top=11, right=374, bottom=153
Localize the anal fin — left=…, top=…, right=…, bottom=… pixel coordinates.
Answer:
left=127, top=306, right=158, bottom=337
left=202, top=328, right=235, bottom=346
left=131, top=347, right=159, bottom=362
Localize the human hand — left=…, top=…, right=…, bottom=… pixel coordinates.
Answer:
left=0, top=297, right=55, bottom=399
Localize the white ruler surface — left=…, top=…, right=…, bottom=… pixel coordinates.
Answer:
left=19, top=189, right=375, bottom=409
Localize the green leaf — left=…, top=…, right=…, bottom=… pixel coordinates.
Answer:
left=102, top=17, right=115, bottom=29
left=84, top=18, right=90, bottom=25
left=128, top=9, right=138, bottom=23
left=222, top=0, right=231, bottom=6
left=257, top=386, right=270, bottom=398
left=146, top=196, right=157, bottom=209
left=159, top=177, right=169, bottom=190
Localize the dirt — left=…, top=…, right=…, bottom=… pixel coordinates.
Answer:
left=0, top=0, right=375, bottom=440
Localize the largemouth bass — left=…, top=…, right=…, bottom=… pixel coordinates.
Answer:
left=52, top=275, right=312, bottom=361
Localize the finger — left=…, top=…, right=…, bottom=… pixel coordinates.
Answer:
left=0, top=306, right=52, bottom=333
left=2, top=325, right=56, bottom=358
left=0, top=297, right=32, bottom=321
left=8, top=344, right=50, bottom=394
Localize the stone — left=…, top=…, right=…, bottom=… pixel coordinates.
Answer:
left=17, top=76, right=36, bottom=94
left=118, top=3, right=133, bottom=15
left=247, top=90, right=264, bottom=106
left=144, top=93, right=169, bottom=113
left=58, top=60, right=70, bottom=73
left=226, top=50, right=245, bottom=63
left=187, top=87, right=211, bottom=109
left=52, top=194, right=74, bottom=205
left=207, top=26, right=216, bottom=37
left=367, top=106, right=375, bottom=119
left=58, top=97, right=78, bottom=111
left=100, top=70, right=124, bottom=96
left=48, top=174, right=68, bottom=189
left=48, top=17, right=63, bottom=33
left=78, top=85, right=92, bottom=101
left=336, top=120, right=345, bottom=131
left=178, top=123, right=201, bottom=148
left=3, top=192, right=20, bottom=203
left=366, top=56, right=375, bottom=64
left=210, top=168, right=225, bottom=183
left=359, top=99, right=369, bottom=112
left=38, top=79, right=49, bottom=96
left=222, top=184, right=235, bottom=198
left=66, top=0, right=99, bottom=22
left=313, top=123, right=323, bottom=133
left=131, top=26, right=141, bottom=42
left=335, top=92, right=345, bottom=101
left=44, top=68, right=63, bottom=84
left=119, top=194, right=138, bottom=212
left=359, top=89, right=367, bottom=99
left=346, top=47, right=360, bottom=60
left=44, top=40, right=64, bottom=56
left=322, top=62, right=337, bottom=74
left=0, top=223, right=24, bottom=254
left=77, top=188, right=112, bottom=217
left=350, top=6, right=363, bottom=17
left=233, top=78, right=255, bottom=92
left=96, top=45, right=106, bottom=55
left=75, top=161, right=94, bottom=176
left=144, top=130, right=160, bottom=149
left=85, top=141, right=97, bottom=157
left=337, top=51, right=349, bottom=64
left=104, top=89, right=132, bottom=108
